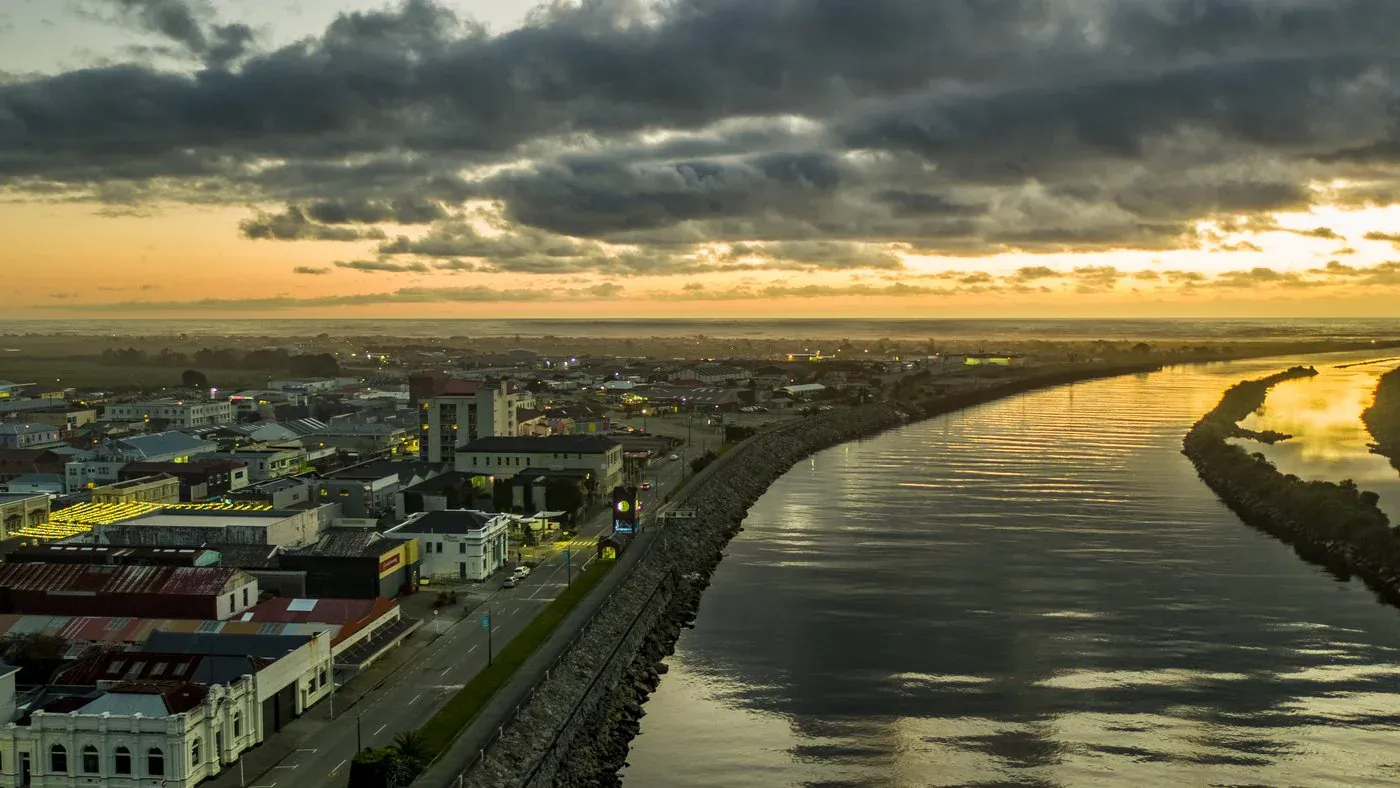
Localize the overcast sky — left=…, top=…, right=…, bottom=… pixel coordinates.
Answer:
left=5, top=0, right=1400, bottom=318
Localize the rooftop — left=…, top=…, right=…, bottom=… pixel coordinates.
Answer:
left=288, top=528, right=409, bottom=558
left=0, top=422, right=58, bottom=436
left=144, top=630, right=313, bottom=659
left=392, top=509, right=496, bottom=535
left=0, top=563, right=244, bottom=597
left=459, top=435, right=619, bottom=454
left=108, top=431, right=216, bottom=459
left=324, top=458, right=441, bottom=482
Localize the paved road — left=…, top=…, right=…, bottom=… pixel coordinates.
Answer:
left=232, top=456, right=687, bottom=788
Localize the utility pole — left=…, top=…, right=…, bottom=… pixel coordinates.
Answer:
left=357, top=711, right=363, bottom=752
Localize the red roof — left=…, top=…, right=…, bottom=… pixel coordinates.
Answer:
left=246, top=596, right=398, bottom=645
left=0, top=564, right=239, bottom=597
left=108, top=681, right=210, bottom=714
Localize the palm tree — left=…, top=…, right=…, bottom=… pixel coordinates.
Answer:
left=392, top=730, right=429, bottom=764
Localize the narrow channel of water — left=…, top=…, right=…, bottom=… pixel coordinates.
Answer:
left=623, top=355, right=1400, bottom=788
left=1236, top=356, right=1400, bottom=524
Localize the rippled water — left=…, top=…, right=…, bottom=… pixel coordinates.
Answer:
left=623, top=356, right=1400, bottom=788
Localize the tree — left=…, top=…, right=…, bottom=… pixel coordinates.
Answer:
left=544, top=479, right=585, bottom=520
left=392, top=730, right=429, bottom=764
left=181, top=369, right=208, bottom=388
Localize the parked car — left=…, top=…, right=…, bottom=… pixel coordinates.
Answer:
left=503, top=577, right=518, bottom=589
left=669, top=454, right=680, bottom=461
left=513, top=566, right=531, bottom=579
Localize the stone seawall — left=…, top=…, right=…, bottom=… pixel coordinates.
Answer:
left=440, top=351, right=1400, bottom=788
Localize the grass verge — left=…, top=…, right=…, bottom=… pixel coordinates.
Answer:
left=419, top=560, right=614, bottom=756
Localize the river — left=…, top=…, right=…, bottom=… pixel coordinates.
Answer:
left=622, top=354, right=1400, bottom=788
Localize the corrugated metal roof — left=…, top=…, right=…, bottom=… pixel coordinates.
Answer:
left=77, top=692, right=172, bottom=717
left=108, top=431, right=216, bottom=459
left=0, top=563, right=240, bottom=597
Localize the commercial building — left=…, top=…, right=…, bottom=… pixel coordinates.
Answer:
left=118, top=459, right=250, bottom=502
left=230, top=477, right=313, bottom=509
left=454, top=435, right=623, bottom=492
left=90, top=474, right=181, bottom=506
left=0, top=493, right=50, bottom=540
left=280, top=529, right=421, bottom=598
left=394, top=471, right=488, bottom=520
left=0, top=664, right=260, bottom=788
left=65, top=432, right=219, bottom=493
left=672, top=364, right=752, bottom=385
left=419, top=380, right=526, bottom=463
left=6, top=544, right=223, bottom=567
left=96, top=507, right=323, bottom=549
left=0, top=564, right=258, bottom=620
left=101, top=399, right=236, bottom=428
left=386, top=510, right=510, bottom=582
left=509, top=467, right=596, bottom=519
left=240, top=596, right=417, bottom=675
left=1, top=474, right=65, bottom=496
left=141, top=629, right=333, bottom=734
left=314, top=459, right=443, bottom=519
left=208, top=446, right=306, bottom=482
left=0, top=423, right=63, bottom=450
left=10, top=406, right=97, bottom=438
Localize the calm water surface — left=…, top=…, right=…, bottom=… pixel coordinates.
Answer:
left=623, top=355, right=1400, bottom=788
left=1238, top=355, right=1400, bottom=524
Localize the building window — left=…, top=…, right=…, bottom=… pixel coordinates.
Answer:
left=191, top=738, right=202, bottom=767
left=148, top=748, right=165, bottom=776
left=50, top=744, right=67, bottom=773
left=320, top=667, right=328, bottom=687
left=459, top=542, right=466, bottom=554
left=233, top=711, right=242, bottom=738
left=82, top=745, right=99, bottom=774
left=437, top=542, right=444, bottom=553
left=114, top=746, right=132, bottom=775
left=230, top=593, right=236, bottom=610
left=243, top=587, right=249, bottom=607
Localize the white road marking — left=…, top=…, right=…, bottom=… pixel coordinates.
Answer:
left=330, top=760, right=346, bottom=776
left=374, top=723, right=387, bottom=736
left=410, top=694, right=422, bottom=705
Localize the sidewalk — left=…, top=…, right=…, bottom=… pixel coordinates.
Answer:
left=203, top=609, right=473, bottom=787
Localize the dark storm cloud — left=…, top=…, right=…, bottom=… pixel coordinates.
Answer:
left=304, top=197, right=448, bottom=225
left=240, top=206, right=386, bottom=242
left=8, top=0, right=1400, bottom=268
left=106, top=0, right=255, bottom=69
left=334, top=259, right=430, bottom=273
left=292, top=266, right=331, bottom=275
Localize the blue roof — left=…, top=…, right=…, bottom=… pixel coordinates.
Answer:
left=109, top=431, right=216, bottom=459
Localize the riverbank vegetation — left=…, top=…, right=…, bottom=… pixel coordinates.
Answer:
left=1362, top=366, right=1400, bottom=472
left=1183, top=366, right=1400, bottom=598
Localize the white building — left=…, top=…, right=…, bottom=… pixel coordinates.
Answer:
left=206, top=446, right=307, bottom=482
left=453, top=435, right=623, bottom=492
left=386, top=510, right=510, bottom=581
left=0, top=629, right=335, bottom=788
left=0, top=667, right=260, bottom=788
left=419, top=381, right=532, bottom=464
left=65, top=432, right=219, bottom=493
left=0, top=423, right=64, bottom=450
left=102, top=400, right=235, bottom=428
left=672, top=364, right=752, bottom=385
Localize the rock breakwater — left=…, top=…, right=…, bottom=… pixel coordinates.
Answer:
left=1183, top=366, right=1400, bottom=605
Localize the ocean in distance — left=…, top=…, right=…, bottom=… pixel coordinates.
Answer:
left=5, top=317, right=1400, bottom=341
left=623, top=351, right=1400, bottom=787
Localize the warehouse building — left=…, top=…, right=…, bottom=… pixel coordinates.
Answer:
left=279, top=529, right=420, bottom=599
left=0, top=564, right=258, bottom=620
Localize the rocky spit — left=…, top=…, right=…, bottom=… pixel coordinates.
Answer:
left=445, top=359, right=1241, bottom=788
